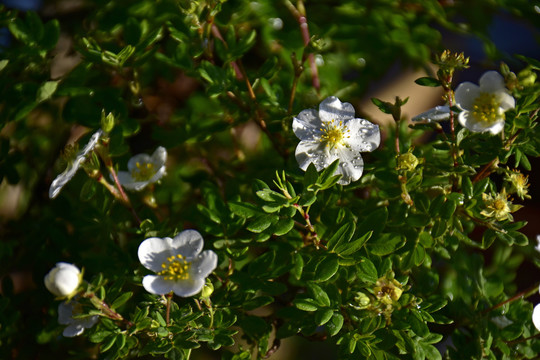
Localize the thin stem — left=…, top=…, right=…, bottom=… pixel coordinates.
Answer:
left=166, top=292, right=173, bottom=326
left=108, top=165, right=142, bottom=225
left=210, top=24, right=243, bottom=80
left=84, top=292, right=134, bottom=327
left=483, top=282, right=539, bottom=314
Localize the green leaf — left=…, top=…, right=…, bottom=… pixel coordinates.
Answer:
left=228, top=201, right=261, bottom=218
left=409, top=310, right=429, bottom=337
left=368, top=233, right=404, bottom=256
left=315, top=309, right=334, bottom=325
left=415, top=77, right=441, bottom=87
left=307, top=283, right=331, bottom=307
left=111, top=292, right=133, bottom=309
left=304, top=163, right=319, bottom=188
left=314, top=256, right=339, bottom=282
left=371, top=98, right=393, bottom=114
left=326, top=313, right=344, bottom=336
left=100, top=334, right=117, bottom=353
left=293, top=298, right=318, bottom=312
left=318, top=159, right=340, bottom=188
left=327, top=222, right=356, bottom=252
left=335, top=231, right=373, bottom=256
left=357, top=258, right=378, bottom=284
left=357, top=207, right=387, bottom=239
left=36, top=81, right=59, bottom=103
left=246, top=214, right=278, bottom=233
left=272, top=218, right=294, bottom=236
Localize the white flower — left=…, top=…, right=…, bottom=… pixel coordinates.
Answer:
left=293, top=96, right=381, bottom=185
left=49, top=130, right=103, bottom=199
left=454, top=71, right=515, bottom=134
left=533, top=303, right=540, bottom=331
left=535, top=235, right=540, bottom=253
left=58, top=300, right=98, bottom=337
left=138, top=229, right=218, bottom=297
left=44, top=262, right=82, bottom=298
left=116, top=146, right=167, bottom=191
left=412, top=105, right=451, bottom=122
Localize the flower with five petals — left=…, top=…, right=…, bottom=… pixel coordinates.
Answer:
left=117, top=147, right=167, bottom=191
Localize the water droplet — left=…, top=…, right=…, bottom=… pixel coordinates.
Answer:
left=342, top=163, right=348, bottom=167
left=354, top=166, right=361, bottom=169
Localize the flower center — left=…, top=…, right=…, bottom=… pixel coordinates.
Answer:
left=320, top=120, right=350, bottom=148
left=493, top=199, right=507, bottom=211
left=158, top=254, right=191, bottom=281
left=131, top=162, right=155, bottom=181
left=471, top=93, right=501, bottom=124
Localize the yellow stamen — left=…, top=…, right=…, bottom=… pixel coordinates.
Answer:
left=158, top=254, right=191, bottom=281
left=319, top=119, right=350, bottom=148
left=131, top=161, right=155, bottom=181
left=471, top=93, right=501, bottom=124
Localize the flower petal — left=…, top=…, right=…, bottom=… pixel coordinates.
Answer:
left=412, top=106, right=451, bottom=122
left=293, top=109, right=322, bottom=140
left=63, top=324, right=85, bottom=337
left=151, top=146, right=167, bottom=167
left=172, top=277, right=206, bottom=297
left=142, top=275, right=174, bottom=295
left=171, top=229, right=204, bottom=259
left=335, top=148, right=364, bottom=185
left=345, top=118, right=381, bottom=152
left=192, top=250, right=218, bottom=278
left=533, top=303, right=540, bottom=331
left=148, top=166, right=166, bottom=185
left=49, top=156, right=85, bottom=199
left=479, top=71, right=505, bottom=93
left=458, top=111, right=504, bottom=134
left=454, top=82, right=480, bottom=111
left=295, top=141, right=338, bottom=171
left=498, top=92, right=515, bottom=111
left=318, top=96, right=355, bottom=123
left=138, top=237, right=175, bottom=272
left=58, top=302, right=74, bottom=325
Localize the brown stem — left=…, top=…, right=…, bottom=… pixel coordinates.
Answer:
left=166, top=292, right=173, bottom=326
left=483, top=282, right=539, bottom=314
left=210, top=24, right=243, bottom=80
left=108, top=165, right=141, bottom=225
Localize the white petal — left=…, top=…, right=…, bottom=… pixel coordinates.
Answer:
left=172, top=277, right=206, bottom=297
left=147, top=166, right=166, bottom=185
left=498, top=92, right=515, bottom=111
left=454, top=82, right=480, bottom=111
left=171, top=229, right=204, bottom=259
left=138, top=237, right=175, bottom=272
left=80, top=130, right=103, bottom=157
left=479, top=71, right=505, bottom=93
left=412, top=106, right=451, bottom=122
left=192, top=250, right=218, bottom=278
left=151, top=146, right=167, bottom=168
left=49, top=156, right=85, bottom=199
left=318, top=96, right=355, bottom=123
left=127, top=153, right=152, bottom=173
left=458, top=111, right=504, bottom=134
left=63, top=324, right=85, bottom=337
left=295, top=141, right=338, bottom=172
left=293, top=109, right=322, bottom=140
left=142, top=275, right=174, bottom=295
left=58, top=302, right=74, bottom=325
left=335, top=148, right=364, bottom=185
left=535, top=235, right=540, bottom=253
left=533, top=303, right=540, bottom=331
left=345, top=118, right=381, bottom=152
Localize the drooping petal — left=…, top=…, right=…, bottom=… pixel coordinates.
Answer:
left=454, top=82, right=480, bottom=111
left=498, top=91, right=515, bottom=111
left=172, top=277, right=206, bottom=297
left=345, top=118, right=381, bottom=152
left=412, top=106, right=451, bottom=122
left=295, top=141, right=333, bottom=171
left=142, top=275, right=174, bottom=295
left=318, top=96, right=355, bottom=123
left=127, top=153, right=152, bottom=173
left=479, top=71, right=505, bottom=93
left=151, top=146, right=167, bottom=167
left=335, top=147, right=364, bottom=185
left=192, top=250, right=218, bottom=278
left=147, top=166, right=166, bottom=185
left=138, top=237, right=175, bottom=272
left=533, top=303, right=540, bottom=331
left=293, top=109, right=322, bottom=141
left=171, top=229, right=204, bottom=259
left=63, top=324, right=85, bottom=337
left=49, top=156, right=86, bottom=199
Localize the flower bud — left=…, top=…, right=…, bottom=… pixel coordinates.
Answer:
left=44, top=263, right=82, bottom=298
left=397, top=152, right=419, bottom=172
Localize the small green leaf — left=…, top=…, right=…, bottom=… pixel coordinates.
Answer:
left=327, top=222, right=356, bottom=251
left=415, top=77, right=442, bottom=87
left=246, top=214, right=278, bottom=233
left=272, top=218, right=294, bottom=236
left=307, top=283, right=331, bottom=307
left=326, top=313, right=344, bottom=336
left=315, top=309, right=334, bottom=325
left=314, top=256, right=339, bottom=282
left=111, top=292, right=133, bottom=309
left=293, top=298, right=318, bottom=311
left=335, top=231, right=372, bottom=256
left=357, top=257, right=378, bottom=284
left=228, top=201, right=261, bottom=218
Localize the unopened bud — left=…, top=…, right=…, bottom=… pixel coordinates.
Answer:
left=44, top=263, right=82, bottom=298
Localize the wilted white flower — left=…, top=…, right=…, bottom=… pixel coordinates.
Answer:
left=454, top=71, right=515, bottom=134
left=44, top=262, right=82, bottom=298
left=58, top=300, right=98, bottom=337
left=412, top=105, right=451, bottom=122
left=138, top=229, right=218, bottom=297
left=293, top=96, right=380, bottom=185
left=49, top=130, right=103, bottom=199
left=116, top=147, right=167, bottom=191
left=533, top=303, right=540, bottom=331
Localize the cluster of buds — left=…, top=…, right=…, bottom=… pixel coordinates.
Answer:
left=435, top=50, right=470, bottom=87
left=350, top=276, right=404, bottom=323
